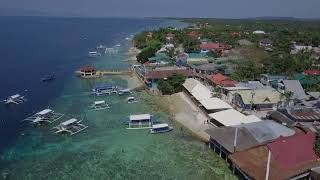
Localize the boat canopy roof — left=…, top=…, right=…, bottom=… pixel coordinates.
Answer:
left=94, top=100, right=105, bottom=105
left=119, top=89, right=131, bottom=92
left=129, top=114, right=151, bottom=121
left=89, top=51, right=98, bottom=54
left=152, top=123, right=169, bottom=129
left=37, top=109, right=53, bottom=115
left=61, top=118, right=78, bottom=126
left=10, top=94, right=21, bottom=99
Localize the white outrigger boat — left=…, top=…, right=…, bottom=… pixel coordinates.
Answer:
left=127, top=97, right=138, bottom=104
left=3, top=94, right=27, bottom=105
left=89, top=100, right=110, bottom=110
left=52, top=118, right=88, bottom=136
left=118, top=89, right=132, bottom=95
left=127, top=114, right=152, bottom=129
left=23, top=109, right=64, bottom=125
left=150, top=123, right=173, bottom=134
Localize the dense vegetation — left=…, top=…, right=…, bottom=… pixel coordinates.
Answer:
left=133, top=19, right=320, bottom=90
left=158, top=75, right=186, bottom=95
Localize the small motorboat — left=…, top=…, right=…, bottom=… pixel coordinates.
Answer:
left=41, top=74, right=55, bottom=82
left=150, top=123, right=173, bottom=134
left=118, top=89, right=132, bottom=95
left=88, top=51, right=101, bottom=58
left=127, top=97, right=137, bottom=104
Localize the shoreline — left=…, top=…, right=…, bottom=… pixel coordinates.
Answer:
left=145, top=92, right=210, bottom=142
left=125, top=47, right=210, bottom=142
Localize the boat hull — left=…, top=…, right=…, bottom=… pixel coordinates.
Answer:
left=150, top=127, right=173, bottom=134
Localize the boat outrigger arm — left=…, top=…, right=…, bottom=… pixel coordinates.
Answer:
left=52, top=119, right=88, bottom=136
left=3, top=94, right=27, bottom=105
left=23, top=109, right=64, bottom=124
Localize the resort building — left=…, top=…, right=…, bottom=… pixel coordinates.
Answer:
left=144, top=66, right=192, bottom=87
left=276, top=80, right=307, bottom=100
left=183, top=78, right=235, bottom=114
left=200, top=42, right=231, bottom=54
left=277, top=107, right=320, bottom=123
left=205, top=120, right=295, bottom=161
left=232, top=89, right=281, bottom=110
left=208, top=109, right=261, bottom=127
left=208, top=73, right=238, bottom=87
left=229, top=130, right=320, bottom=180
left=260, top=74, right=288, bottom=86
left=79, top=65, right=97, bottom=77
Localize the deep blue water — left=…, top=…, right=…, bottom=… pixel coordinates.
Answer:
left=0, top=17, right=167, bottom=151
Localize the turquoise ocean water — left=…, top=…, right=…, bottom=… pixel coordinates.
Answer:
left=0, top=17, right=235, bottom=180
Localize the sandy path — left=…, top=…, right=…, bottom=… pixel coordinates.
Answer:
left=168, top=92, right=210, bottom=142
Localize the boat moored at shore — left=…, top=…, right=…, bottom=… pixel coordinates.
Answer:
left=150, top=123, right=173, bottom=134
left=127, top=114, right=152, bottom=129
left=89, top=100, right=110, bottom=110
left=127, top=97, right=138, bottom=104
left=118, top=89, right=132, bottom=95
left=92, top=84, right=118, bottom=96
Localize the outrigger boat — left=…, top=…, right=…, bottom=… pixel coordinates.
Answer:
left=127, top=97, right=138, bottom=104
left=41, top=74, right=55, bottom=82
left=88, top=51, right=101, bottom=58
left=150, top=123, right=173, bottom=134
left=118, top=89, right=132, bottom=95
left=23, top=109, right=64, bottom=125
left=3, top=94, right=27, bottom=105
left=93, top=84, right=118, bottom=96
left=52, top=118, right=88, bottom=136
left=127, top=114, right=152, bottom=129
left=89, top=100, right=110, bottom=110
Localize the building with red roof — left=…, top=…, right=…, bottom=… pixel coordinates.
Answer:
left=229, top=130, right=320, bottom=180
left=144, top=66, right=192, bottom=84
left=208, top=73, right=237, bottom=87
left=79, top=65, right=97, bottom=77
left=200, top=42, right=231, bottom=51
left=304, top=69, right=320, bottom=76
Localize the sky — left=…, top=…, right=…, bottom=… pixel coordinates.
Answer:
left=1, top=0, right=320, bottom=18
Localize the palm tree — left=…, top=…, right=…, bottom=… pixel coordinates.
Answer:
left=280, top=91, right=294, bottom=107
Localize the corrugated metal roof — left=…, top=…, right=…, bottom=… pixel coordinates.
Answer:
left=129, top=114, right=151, bottom=121
left=280, top=80, right=307, bottom=100
left=235, top=89, right=281, bottom=105
left=235, top=120, right=295, bottom=143
left=208, top=109, right=261, bottom=126
left=199, top=98, right=232, bottom=110
left=267, top=132, right=318, bottom=169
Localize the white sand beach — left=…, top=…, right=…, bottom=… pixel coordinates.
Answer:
left=164, top=92, right=211, bottom=142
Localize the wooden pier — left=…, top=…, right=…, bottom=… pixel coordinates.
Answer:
left=75, top=68, right=132, bottom=78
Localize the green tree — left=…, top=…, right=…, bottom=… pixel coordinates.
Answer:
left=158, top=74, right=186, bottom=95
